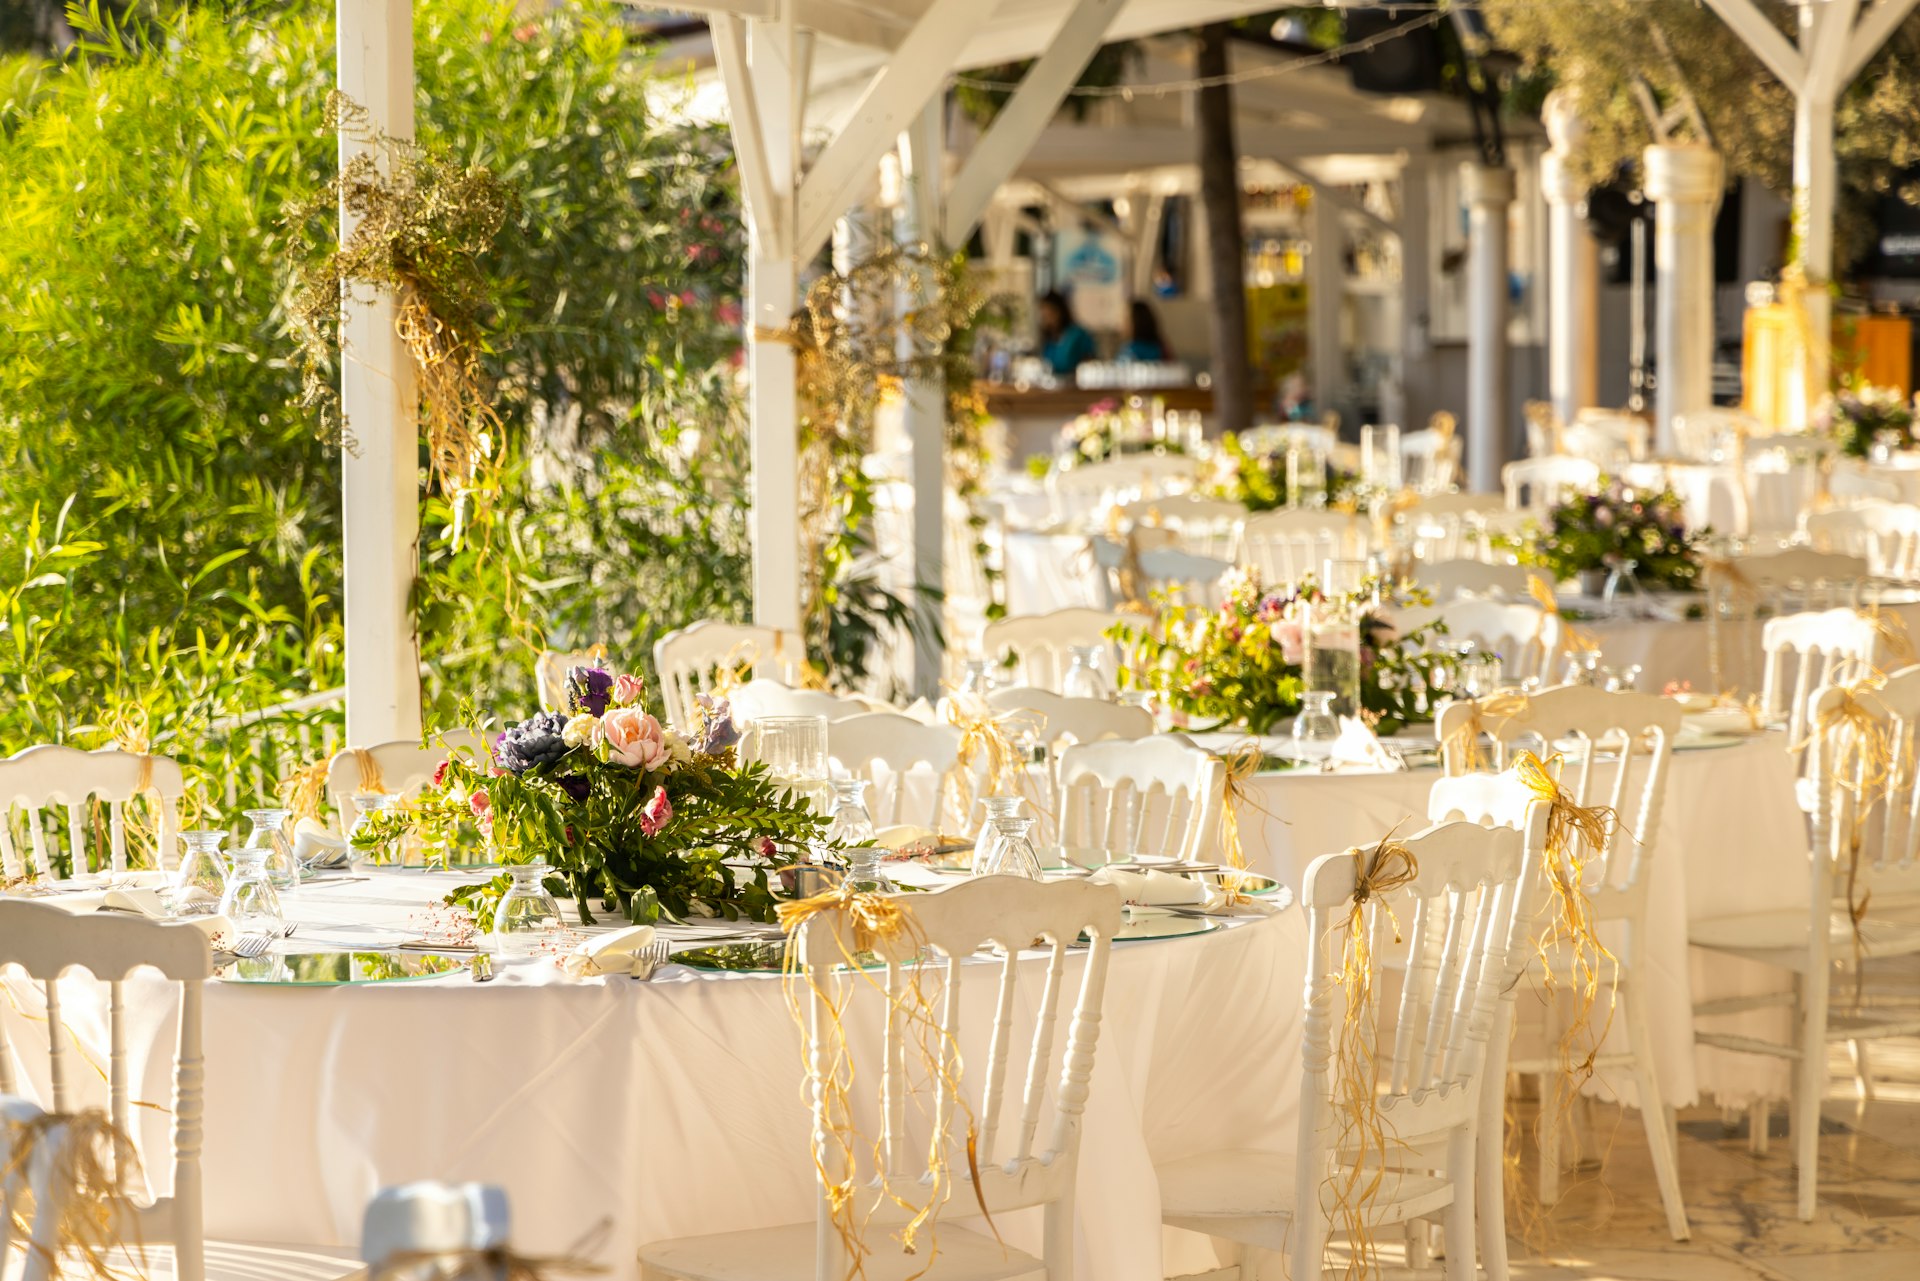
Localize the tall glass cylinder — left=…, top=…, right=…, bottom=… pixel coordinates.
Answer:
left=742, top=715, right=832, bottom=817
left=1303, top=595, right=1362, bottom=719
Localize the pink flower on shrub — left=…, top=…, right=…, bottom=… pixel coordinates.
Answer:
left=612, top=673, right=646, bottom=708
left=639, top=786, right=673, bottom=837
left=757, top=836, right=777, bottom=859
left=603, top=708, right=670, bottom=770
left=1269, top=619, right=1305, bottom=665
left=432, top=760, right=450, bottom=789
left=469, top=790, right=492, bottom=831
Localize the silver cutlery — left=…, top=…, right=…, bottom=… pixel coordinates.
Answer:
left=630, top=937, right=672, bottom=981
left=230, top=933, right=272, bottom=959
left=469, top=953, right=496, bottom=983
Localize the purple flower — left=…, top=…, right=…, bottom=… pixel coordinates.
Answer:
left=566, top=665, right=614, bottom=716
left=494, top=710, right=570, bottom=773
left=556, top=774, right=590, bottom=803
left=694, top=693, right=740, bottom=753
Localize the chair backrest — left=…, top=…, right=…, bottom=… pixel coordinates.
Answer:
left=1805, top=664, right=1920, bottom=915
left=981, top=609, right=1128, bottom=692
left=0, top=900, right=214, bottom=1281
left=1056, top=734, right=1224, bottom=862
left=1414, top=558, right=1549, bottom=602
left=652, top=620, right=798, bottom=734
left=1830, top=458, right=1905, bottom=504
left=729, top=679, right=875, bottom=726
left=1399, top=425, right=1463, bottom=494
left=1395, top=598, right=1561, bottom=686
left=1760, top=608, right=1884, bottom=750
left=1710, top=547, right=1868, bottom=614
left=1671, top=408, right=1760, bottom=463
left=1135, top=545, right=1233, bottom=608
left=1238, top=510, right=1369, bottom=585
left=1115, top=493, right=1246, bottom=559
left=0, top=746, right=186, bottom=881
left=534, top=646, right=607, bottom=712
left=1560, top=413, right=1648, bottom=466
left=1290, top=818, right=1529, bottom=1281
left=1434, top=684, right=1681, bottom=924
left=985, top=687, right=1153, bottom=752
left=1238, top=423, right=1336, bottom=456
left=1045, top=455, right=1195, bottom=523
left=325, top=730, right=493, bottom=836
left=827, top=713, right=964, bottom=829
left=789, top=877, right=1120, bottom=1275
left=1503, top=456, right=1600, bottom=511
left=1805, top=503, right=1920, bottom=581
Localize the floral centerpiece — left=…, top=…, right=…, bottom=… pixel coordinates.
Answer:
left=1028, top=398, right=1185, bottom=475
left=1206, top=431, right=1359, bottom=512
left=1110, top=569, right=1452, bottom=735
left=1815, top=385, right=1917, bottom=459
left=1508, top=477, right=1704, bottom=592
left=353, top=666, right=823, bottom=926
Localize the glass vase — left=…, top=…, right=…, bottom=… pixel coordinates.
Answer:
left=240, top=808, right=300, bottom=892
left=491, top=863, right=563, bottom=957
left=170, top=830, right=227, bottom=917
left=1302, top=596, right=1362, bottom=719
left=348, top=792, right=401, bottom=868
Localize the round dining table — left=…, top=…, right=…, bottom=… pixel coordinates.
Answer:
left=0, top=869, right=1305, bottom=1279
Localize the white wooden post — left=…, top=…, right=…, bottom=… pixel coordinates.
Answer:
left=897, top=99, right=946, bottom=697
left=1397, top=156, right=1433, bottom=431
left=337, top=0, right=420, bottom=747
left=1644, top=143, right=1724, bottom=453
left=1541, top=92, right=1599, bottom=425
left=1464, top=163, right=1515, bottom=493
left=1308, top=187, right=1344, bottom=422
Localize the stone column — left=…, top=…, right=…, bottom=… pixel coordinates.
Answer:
left=1643, top=142, right=1724, bottom=455
left=1464, top=163, right=1515, bottom=493
left=1541, top=92, right=1599, bottom=426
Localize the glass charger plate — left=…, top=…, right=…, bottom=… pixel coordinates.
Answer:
left=1112, top=915, right=1223, bottom=943
left=215, top=950, right=470, bottom=985
left=1673, top=732, right=1746, bottom=752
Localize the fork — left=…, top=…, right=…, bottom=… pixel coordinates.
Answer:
left=630, top=937, right=673, bottom=981
left=231, top=933, right=272, bottom=959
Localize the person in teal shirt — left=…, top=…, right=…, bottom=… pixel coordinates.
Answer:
left=1119, top=299, right=1171, bottom=362
left=1038, top=291, right=1096, bottom=376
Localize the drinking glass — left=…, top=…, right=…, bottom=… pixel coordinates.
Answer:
left=491, top=863, right=564, bottom=957
left=975, top=814, right=1044, bottom=881
left=347, top=792, right=401, bottom=867
left=744, top=715, right=832, bottom=815
left=957, top=658, right=994, bottom=698
left=1292, top=691, right=1341, bottom=764
left=217, top=846, right=284, bottom=937
left=972, top=796, right=1029, bottom=873
left=1062, top=646, right=1112, bottom=701
left=240, top=809, right=300, bottom=891
left=170, top=830, right=227, bottom=917
left=823, top=780, right=878, bottom=848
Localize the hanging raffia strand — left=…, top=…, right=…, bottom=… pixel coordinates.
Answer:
left=1, top=1109, right=145, bottom=1281
left=709, top=640, right=764, bottom=698
left=941, top=693, right=1045, bottom=831
left=776, top=885, right=995, bottom=1281
left=1324, top=833, right=1420, bottom=1280
left=352, top=748, right=387, bottom=794
left=1527, top=574, right=1595, bottom=659
left=371, top=1245, right=604, bottom=1280
left=1862, top=605, right=1918, bottom=668
left=1798, top=678, right=1900, bottom=995
left=279, top=756, right=333, bottom=827
left=1215, top=740, right=1277, bottom=900
left=1441, top=691, right=1531, bottom=776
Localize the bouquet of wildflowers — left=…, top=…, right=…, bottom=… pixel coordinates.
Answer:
left=1512, top=477, right=1704, bottom=590
left=1815, top=385, right=1917, bottom=459
left=353, top=665, right=821, bottom=925
left=1111, top=569, right=1450, bottom=735
left=1207, top=431, right=1359, bottom=512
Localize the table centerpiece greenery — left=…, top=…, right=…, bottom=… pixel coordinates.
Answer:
left=1505, top=478, right=1705, bottom=592
left=1206, top=431, right=1359, bottom=512
left=1109, top=570, right=1452, bottom=736
left=1814, top=385, right=1917, bottom=460
left=352, top=665, right=822, bottom=926
left=1028, top=399, right=1187, bottom=476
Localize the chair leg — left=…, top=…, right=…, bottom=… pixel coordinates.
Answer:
left=1044, top=1194, right=1074, bottom=1281
left=1405, top=1219, right=1430, bottom=1268
left=1848, top=1039, right=1875, bottom=1101
left=1793, top=984, right=1831, bottom=1221
left=1624, top=986, right=1691, bottom=1241
left=1536, top=1069, right=1564, bottom=1206
left=1444, top=1124, right=1478, bottom=1280
left=1749, top=1100, right=1770, bottom=1157
left=1477, top=1075, right=1512, bottom=1281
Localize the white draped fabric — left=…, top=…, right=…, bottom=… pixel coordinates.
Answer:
left=0, top=871, right=1305, bottom=1278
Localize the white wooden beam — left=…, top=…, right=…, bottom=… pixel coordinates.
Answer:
left=898, top=98, right=946, bottom=697
left=793, top=0, right=976, bottom=261
left=790, top=0, right=907, bottom=51
left=1286, top=162, right=1395, bottom=238
left=941, top=0, right=1126, bottom=246
left=1842, top=0, right=1920, bottom=85
left=337, top=0, right=421, bottom=747
left=1804, top=0, right=1863, bottom=98
left=712, top=14, right=782, bottom=253
left=1699, top=0, right=1807, bottom=95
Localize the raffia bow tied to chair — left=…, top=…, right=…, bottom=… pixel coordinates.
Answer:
left=776, top=885, right=995, bottom=1280
left=1861, top=605, right=1918, bottom=668
left=1441, top=690, right=1531, bottom=775
left=1214, top=741, right=1277, bottom=900
left=1800, top=677, right=1900, bottom=989
left=1326, top=834, right=1420, bottom=1280
left=1, top=1108, right=145, bottom=1281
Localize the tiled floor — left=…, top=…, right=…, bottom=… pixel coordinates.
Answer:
left=1498, top=1042, right=1920, bottom=1279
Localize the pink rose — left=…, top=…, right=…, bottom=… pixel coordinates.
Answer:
left=469, top=789, right=493, bottom=831
left=639, top=785, right=673, bottom=837
left=612, top=673, right=646, bottom=708
left=431, top=760, right=450, bottom=789
left=757, top=836, right=777, bottom=860
left=603, top=707, right=669, bottom=770
left=1270, top=619, right=1305, bottom=665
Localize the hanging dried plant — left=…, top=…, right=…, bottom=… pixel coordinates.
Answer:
left=285, top=92, right=518, bottom=539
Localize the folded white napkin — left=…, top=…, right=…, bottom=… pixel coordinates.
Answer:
left=1086, top=866, right=1209, bottom=907
left=876, top=825, right=935, bottom=851
left=294, top=817, right=354, bottom=869
left=1328, top=716, right=1404, bottom=773
left=898, top=698, right=940, bottom=725
left=559, top=925, right=657, bottom=978
left=92, top=888, right=233, bottom=944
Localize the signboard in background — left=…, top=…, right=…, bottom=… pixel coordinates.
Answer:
left=1247, top=282, right=1310, bottom=384
left=1053, top=228, right=1126, bottom=332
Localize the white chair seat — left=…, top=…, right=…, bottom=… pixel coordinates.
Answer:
left=1157, top=1149, right=1452, bottom=1252
left=1690, top=906, right=1920, bottom=961
left=2, top=1241, right=365, bottom=1281
left=639, top=1222, right=1041, bottom=1281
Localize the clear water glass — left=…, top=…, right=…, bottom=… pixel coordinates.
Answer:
left=241, top=808, right=300, bottom=891
left=170, top=830, right=227, bottom=917
left=491, top=863, right=563, bottom=957
left=976, top=814, right=1044, bottom=881
left=1062, top=646, right=1112, bottom=701
left=824, top=779, right=878, bottom=848
left=1292, top=691, right=1341, bottom=764
left=217, top=846, right=284, bottom=937
left=958, top=659, right=993, bottom=698
left=973, top=796, right=1029, bottom=873
left=348, top=792, right=401, bottom=867
left=744, top=715, right=832, bottom=815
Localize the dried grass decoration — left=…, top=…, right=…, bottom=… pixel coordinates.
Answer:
left=776, top=884, right=996, bottom=1281
left=287, top=92, right=517, bottom=548
left=1, top=1108, right=145, bottom=1279
left=1440, top=690, right=1531, bottom=775
left=1799, top=677, right=1900, bottom=991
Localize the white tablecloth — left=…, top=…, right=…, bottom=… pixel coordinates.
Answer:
left=0, top=871, right=1304, bottom=1277
left=1196, top=734, right=1807, bottom=1108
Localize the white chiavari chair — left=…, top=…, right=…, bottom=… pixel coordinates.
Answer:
left=826, top=713, right=964, bottom=831
left=1238, top=423, right=1335, bottom=456
left=1703, top=550, right=1872, bottom=699
left=1830, top=458, right=1905, bottom=505
left=0, top=902, right=365, bottom=1281
left=652, top=621, right=799, bottom=735
left=1056, top=734, right=1223, bottom=864
left=1414, top=559, right=1550, bottom=603
left=1400, top=414, right=1463, bottom=494
left=1394, top=598, right=1561, bottom=687
left=728, top=680, right=876, bottom=726
left=1805, top=502, right=1920, bottom=581
left=639, top=876, right=1122, bottom=1281
left=1135, top=546, right=1233, bottom=608
left=1503, top=456, right=1601, bottom=512
left=1690, top=667, right=1920, bottom=1221
left=325, top=730, right=493, bottom=837
left=0, top=746, right=185, bottom=881
left=1237, top=510, right=1368, bottom=586
left=1158, top=818, right=1528, bottom=1281
left=980, top=609, right=1128, bottom=692
left=1757, top=609, right=1883, bottom=762
left=1114, top=493, right=1246, bottom=560
left=1562, top=411, right=1650, bottom=466
left=1403, top=493, right=1511, bottom=564
left=1086, top=525, right=1179, bottom=610
left=1433, top=686, right=1690, bottom=1240
left=1046, top=455, right=1195, bottom=525
left=984, top=687, right=1152, bottom=753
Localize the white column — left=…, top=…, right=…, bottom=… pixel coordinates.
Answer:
left=1464, top=163, right=1515, bottom=494
left=1541, top=92, right=1599, bottom=425
left=1397, top=156, right=1433, bottom=430
left=896, top=99, right=945, bottom=697
left=337, top=0, right=420, bottom=746
left=1793, top=88, right=1836, bottom=422
left=1308, top=187, right=1344, bottom=422
left=1643, top=143, right=1724, bottom=454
